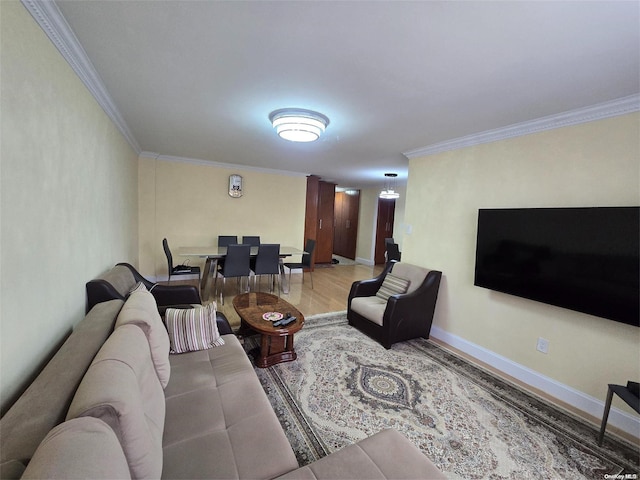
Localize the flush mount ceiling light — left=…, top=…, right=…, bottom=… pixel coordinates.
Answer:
left=379, top=173, right=400, bottom=199
left=269, top=108, right=330, bottom=142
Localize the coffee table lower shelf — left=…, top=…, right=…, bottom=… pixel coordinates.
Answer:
left=247, top=333, right=297, bottom=368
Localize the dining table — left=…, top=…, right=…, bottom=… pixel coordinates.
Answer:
left=178, top=245, right=306, bottom=297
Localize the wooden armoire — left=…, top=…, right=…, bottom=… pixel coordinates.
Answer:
left=333, top=190, right=360, bottom=259
left=304, top=175, right=336, bottom=264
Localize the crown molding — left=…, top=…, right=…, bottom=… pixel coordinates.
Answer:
left=22, top=0, right=141, bottom=154
left=404, top=94, right=640, bottom=159
left=139, top=151, right=310, bottom=178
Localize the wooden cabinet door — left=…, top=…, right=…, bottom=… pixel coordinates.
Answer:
left=333, top=192, right=347, bottom=257
left=345, top=192, right=360, bottom=259
left=333, top=191, right=360, bottom=259
left=316, top=181, right=336, bottom=263
left=304, top=175, right=320, bottom=250
left=374, top=198, right=395, bottom=264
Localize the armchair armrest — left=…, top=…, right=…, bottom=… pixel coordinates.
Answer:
left=383, top=270, right=442, bottom=330
left=348, top=262, right=394, bottom=302
left=386, top=271, right=441, bottom=310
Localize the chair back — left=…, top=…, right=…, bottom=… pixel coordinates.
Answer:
left=218, top=235, right=237, bottom=247
left=390, top=262, right=430, bottom=295
left=242, top=236, right=261, bottom=246
left=222, top=244, right=251, bottom=278
left=302, top=239, right=316, bottom=268
left=385, top=237, right=395, bottom=246
left=162, top=238, right=174, bottom=272
left=386, top=242, right=401, bottom=262
left=253, top=244, right=280, bottom=275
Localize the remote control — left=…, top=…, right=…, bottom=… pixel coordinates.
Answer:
left=273, top=316, right=296, bottom=327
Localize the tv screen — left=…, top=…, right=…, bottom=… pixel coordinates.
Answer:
left=474, top=207, right=639, bottom=327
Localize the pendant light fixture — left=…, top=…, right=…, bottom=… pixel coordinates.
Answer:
left=269, top=108, right=330, bottom=142
left=379, top=173, right=400, bottom=199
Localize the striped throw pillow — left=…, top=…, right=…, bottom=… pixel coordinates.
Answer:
left=165, top=303, right=225, bottom=354
left=376, top=273, right=410, bottom=301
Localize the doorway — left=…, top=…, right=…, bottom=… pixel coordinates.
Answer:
left=374, top=198, right=395, bottom=264
left=333, top=190, right=360, bottom=260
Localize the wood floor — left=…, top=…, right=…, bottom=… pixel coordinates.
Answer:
left=167, top=262, right=384, bottom=330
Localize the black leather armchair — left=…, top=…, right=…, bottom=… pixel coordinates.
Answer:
left=86, top=262, right=232, bottom=335
left=347, top=261, right=442, bottom=349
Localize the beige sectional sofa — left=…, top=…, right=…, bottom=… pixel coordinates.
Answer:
left=0, top=266, right=445, bottom=479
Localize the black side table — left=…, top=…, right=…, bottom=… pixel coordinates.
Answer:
left=597, top=382, right=640, bottom=446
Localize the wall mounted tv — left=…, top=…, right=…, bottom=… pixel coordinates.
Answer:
left=474, top=207, right=639, bottom=327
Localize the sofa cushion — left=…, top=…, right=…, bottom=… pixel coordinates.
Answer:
left=0, top=299, right=122, bottom=475
left=350, top=296, right=387, bottom=326
left=0, top=461, right=25, bottom=479
left=375, top=273, right=410, bottom=301
left=165, top=303, right=225, bottom=354
left=21, top=417, right=130, bottom=480
left=67, top=324, right=165, bottom=480
left=116, top=289, right=171, bottom=388
left=390, top=263, right=430, bottom=295
left=162, top=334, right=299, bottom=479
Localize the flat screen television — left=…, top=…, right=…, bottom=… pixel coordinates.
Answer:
left=474, top=207, right=639, bottom=327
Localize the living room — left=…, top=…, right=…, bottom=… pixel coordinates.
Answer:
left=2, top=0, right=638, bottom=469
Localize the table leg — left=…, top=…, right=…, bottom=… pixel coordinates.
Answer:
left=280, top=259, right=290, bottom=294
left=201, top=258, right=212, bottom=298
left=597, top=386, right=614, bottom=446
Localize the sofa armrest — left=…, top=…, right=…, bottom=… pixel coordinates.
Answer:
left=117, top=262, right=202, bottom=307
left=215, top=312, right=233, bottom=335
left=150, top=284, right=201, bottom=307
left=276, top=428, right=445, bottom=479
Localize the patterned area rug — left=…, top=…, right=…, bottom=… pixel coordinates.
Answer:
left=245, top=313, right=639, bottom=479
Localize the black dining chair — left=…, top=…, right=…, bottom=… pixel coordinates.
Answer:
left=242, top=236, right=261, bottom=246
left=215, top=244, right=251, bottom=305
left=218, top=235, right=238, bottom=246
left=284, top=239, right=316, bottom=289
left=216, top=235, right=237, bottom=271
left=163, top=238, right=201, bottom=283
left=386, top=242, right=402, bottom=262
left=251, top=244, right=281, bottom=295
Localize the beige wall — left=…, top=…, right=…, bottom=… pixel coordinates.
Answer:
left=138, top=156, right=307, bottom=279
left=404, top=113, right=640, bottom=418
left=355, top=185, right=407, bottom=265
left=355, top=187, right=378, bottom=264
left=0, top=2, right=139, bottom=412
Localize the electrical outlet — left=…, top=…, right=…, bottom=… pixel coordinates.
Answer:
left=536, top=337, right=549, bottom=354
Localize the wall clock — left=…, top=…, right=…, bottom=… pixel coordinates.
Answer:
left=229, top=174, right=243, bottom=198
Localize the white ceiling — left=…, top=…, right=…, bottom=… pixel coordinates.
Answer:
left=54, top=0, right=639, bottom=189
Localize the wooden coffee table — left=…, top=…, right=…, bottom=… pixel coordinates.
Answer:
left=233, top=292, right=304, bottom=368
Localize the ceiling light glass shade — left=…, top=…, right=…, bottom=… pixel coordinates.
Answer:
left=269, top=108, right=330, bottom=142
left=379, top=172, right=400, bottom=199
left=379, top=189, right=400, bottom=199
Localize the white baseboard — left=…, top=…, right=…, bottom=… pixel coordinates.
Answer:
left=356, top=257, right=374, bottom=266
left=430, top=326, right=640, bottom=440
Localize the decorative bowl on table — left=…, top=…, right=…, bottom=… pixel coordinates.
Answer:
left=262, top=312, right=283, bottom=322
